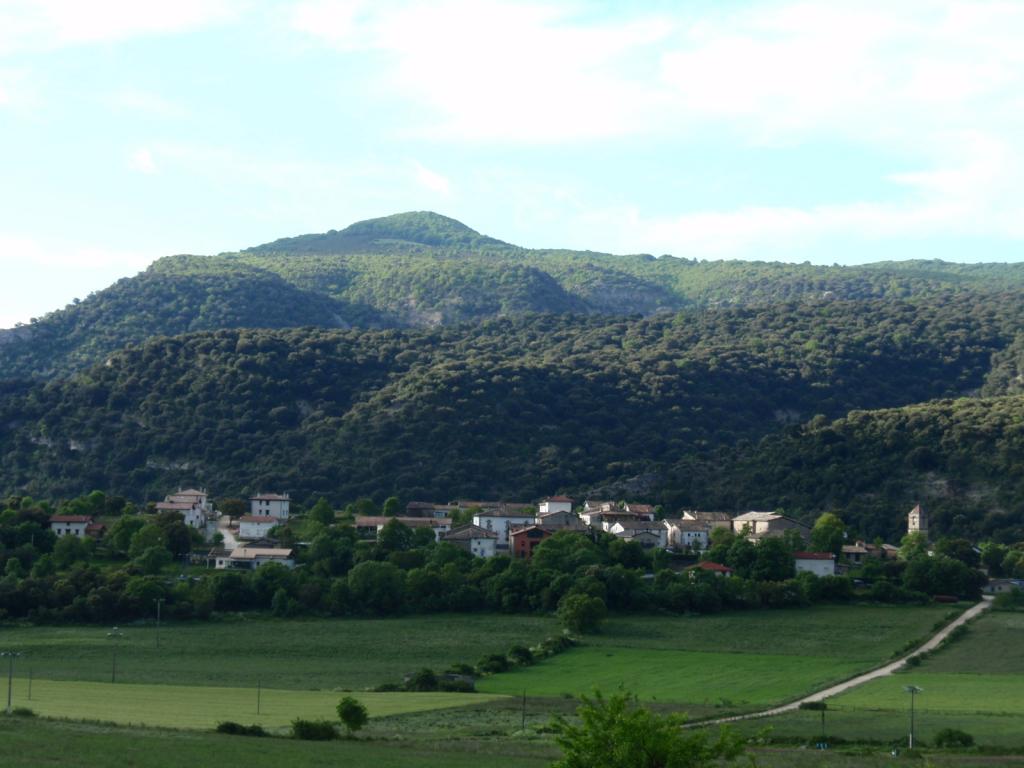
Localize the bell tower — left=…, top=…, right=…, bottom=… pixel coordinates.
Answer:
left=907, top=504, right=929, bottom=538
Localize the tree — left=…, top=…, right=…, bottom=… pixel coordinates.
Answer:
left=347, top=560, right=405, bottom=614
left=557, top=593, right=606, bottom=634
left=934, top=537, right=980, bottom=567
left=900, top=532, right=930, bottom=561
left=336, top=696, right=369, bottom=737
left=551, top=690, right=747, bottom=768
left=377, top=518, right=413, bottom=553
left=308, top=498, right=335, bottom=526
left=218, top=498, right=247, bottom=518
left=810, top=513, right=845, bottom=556
left=752, top=537, right=795, bottom=582
left=382, top=496, right=401, bottom=517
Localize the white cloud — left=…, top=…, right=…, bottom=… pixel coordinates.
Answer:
left=129, top=147, right=159, bottom=174
left=0, top=0, right=241, bottom=54
left=412, top=161, right=451, bottom=196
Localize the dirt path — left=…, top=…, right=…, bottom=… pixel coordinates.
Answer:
left=699, top=597, right=994, bottom=726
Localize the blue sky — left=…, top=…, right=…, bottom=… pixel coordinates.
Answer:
left=1, top=0, right=1023, bottom=328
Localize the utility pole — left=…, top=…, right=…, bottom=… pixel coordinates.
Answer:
left=107, top=627, right=125, bottom=684
left=1, top=651, right=22, bottom=714
left=257, top=679, right=261, bottom=715
left=904, top=685, right=923, bottom=749
left=154, top=598, right=165, bottom=649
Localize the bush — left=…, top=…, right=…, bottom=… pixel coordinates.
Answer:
left=215, top=721, right=266, bottom=737
left=438, top=677, right=475, bottom=693
left=8, top=707, right=35, bottom=718
left=508, top=644, right=534, bottom=666
left=934, top=728, right=974, bottom=748
left=477, top=653, right=510, bottom=674
left=445, top=662, right=475, bottom=675
left=291, top=718, right=338, bottom=741
left=337, top=696, right=369, bottom=736
left=404, top=667, right=439, bottom=692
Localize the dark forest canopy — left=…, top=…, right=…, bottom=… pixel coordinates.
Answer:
left=4, top=211, right=1024, bottom=379
left=2, top=294, right=1024, bottom=539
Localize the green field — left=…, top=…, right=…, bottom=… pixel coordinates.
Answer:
left=743, top=608, right=1024, bottom=748
left=479, top=605, right=959, bottom=712
left=2, top=677, right=504, bottom=730
left=0, top=614, right=556, bottom=690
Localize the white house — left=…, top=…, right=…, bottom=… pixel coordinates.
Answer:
left=538, top=496, right=573, bottom=516
left=216, top=547, right=295, bottom=570
left=156, top=500, right=207, bottom=530
left=354, top=516, right=452, bottom=542
left=663, top=519, right=710, bottom=551
left=167, top=488, right=211, bottom=514
left=794, top=552, right=836, bottom=577
left=442, top=524, right=498, bottom=558
left=681, top=510, right=733, bottom=530
left=732, top=511, right=811, bottom=542
left=238, top=515, right=280, bottom=540
left=250, top=492, right=290, bottom=520
left=473, top=510, right=536, bottom=548
left=49, top=514, right=92, bottom=537
left=608, top=520, right=668, bottom=549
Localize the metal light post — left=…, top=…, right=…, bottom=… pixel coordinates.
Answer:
left=154, top=598, right=165, bottom=649
left=1, top=651, right=22, bottom=714
left=904, top=685, right=923, bottom=748
left=107, top=627, right=125, bottom=684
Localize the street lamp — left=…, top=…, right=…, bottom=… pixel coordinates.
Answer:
left=107, top=627, right=125, bottom=684
left=904, top=685, right=923, bottom=748
left=154, top=598, right=166, bottom=649
left=1, top=651, right=22, bottom=714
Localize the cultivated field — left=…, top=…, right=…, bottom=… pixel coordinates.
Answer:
left=479, top=604, right=959, bottom=714
left=733, top=608, right=1024, bottom=749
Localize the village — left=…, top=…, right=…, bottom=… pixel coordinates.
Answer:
left=43, top=488, right=1019, bottom=594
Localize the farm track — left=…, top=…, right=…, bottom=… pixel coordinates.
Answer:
left=697, top=597, right=994, bottom=726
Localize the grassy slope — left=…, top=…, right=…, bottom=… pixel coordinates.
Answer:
left=478, top=605, right=956, bottom=709
left=0, top=614, right=556, bottom=689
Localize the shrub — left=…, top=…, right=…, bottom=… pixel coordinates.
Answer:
left=9, top=707, right=35, bottom=718
left=404, top=667, right=439, bottom=692
left=438, top=677, right=475, bottom=693
left=477, top=653, right=510, bottom=674
left=291, top=718, right=338, bottom=741
left=215, top=721, right=266, bottom=736
left=446, top=662, right=475, bottom=675
left=373, top=682, right=402, bottom=692
left=508, top=644, right=534, bottom=666
left=934, top=728, right=974, bottom=748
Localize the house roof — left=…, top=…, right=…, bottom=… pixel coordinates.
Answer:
left=49, top=515, right=93, bottom=524
left=663, top=519, right=710, bottom=532
left=157, top=501, right=196, bottom=510
left=794, top=551, right=835, bottom=560
left=689, top=561, right=733, bottom=573
left=239, top=515, right=279, bottom=524
left=473, top=509, right=535, bottom=518
left=174, top=488, right=207, bottom=497
left=355, top=516, right=451, bottom=528
left=732, top=511, right=781, bottom=522
left=510, top=525, right=553, bottom=539
left=85, top=522, right=106, bottom=533
left=842, top=544, right=869, bottom=554
left=229, top=547, right=293, bottom=560
left=443, top=524, right=498, bottom=541
left=626, top=503, right=655, bottom=514
left=251, top=493, right=289, bottom=501
left=681, top=510, right=733, bottom=522
left=543, top=495, right=574, bottom=503
left=612, top=520, right=663, bottom=531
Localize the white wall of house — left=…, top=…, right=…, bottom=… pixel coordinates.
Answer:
left=51, top=521, right=89, bottom=537
left=250, top=497, right=290, bottom=519
left=469, top=537, right=497, bottom=558
left=239, top=518, right=278, bottom=539
left=795, top=557, right=836, bottom=577
left=538, top=499, right=572, bottom=516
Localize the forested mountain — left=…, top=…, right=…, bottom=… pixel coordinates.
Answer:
left=675, top=395, right=1024, bottom=544
left=2, top=295, right=1023, bottom=541
left=4, top=211, right=1024, bottom=379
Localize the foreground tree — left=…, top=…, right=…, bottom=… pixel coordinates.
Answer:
left=551, top=691, right=747, bottom=768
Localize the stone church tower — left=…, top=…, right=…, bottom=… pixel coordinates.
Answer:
left=907, top=504, right=929, bottom=538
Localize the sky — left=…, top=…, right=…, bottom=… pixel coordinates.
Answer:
left=1, top=0, right=1023, bottom=328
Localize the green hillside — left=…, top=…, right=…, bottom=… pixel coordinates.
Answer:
left=5, top=211, right=1024, bottom=379
left=2, top=295, right=1023, bottom=539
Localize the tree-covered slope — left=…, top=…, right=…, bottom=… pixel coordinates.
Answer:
left=676, top=395, right=1024, bottom=543
left=2, top=296, right=1021, bottom=521
left=5, top=211, right=1024, bottom=380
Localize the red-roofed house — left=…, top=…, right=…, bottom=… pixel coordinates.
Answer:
left=49, top=515, right=92, bottom=538
left=794, top=552, right=836, bottom=577
left=687, top=561, right=734, bottom=577
left=510, top=525, right=554, bottom=559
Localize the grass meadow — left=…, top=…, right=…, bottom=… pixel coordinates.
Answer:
left=479, top=604, right=959, bottom=712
